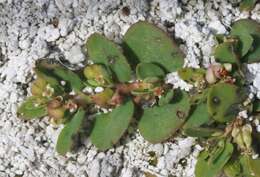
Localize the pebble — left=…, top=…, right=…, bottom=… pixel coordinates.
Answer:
left=95, top=87, right=104, bottom=93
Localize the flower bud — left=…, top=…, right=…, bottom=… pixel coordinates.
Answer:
left=206, top=67, right=217, bottom=84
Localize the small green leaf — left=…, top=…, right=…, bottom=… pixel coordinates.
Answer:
left=139, top=90, right=190, bottom=143
left=56, top=108, right=85, bottom=155
left=224, top=158, right=242, bottom=177
left=83, top=64, right=113, bottom=87
left=123, top=21, right=184, bottom=72
left=195, top=141, right=234, bottom=177
left=253, top=99, right=260, bottom=113
left=35, top=68, right=63, bottom=94
left=183, top=127, right=222, bottom=138
left=178, top=67, right=205, bottom=84
left=248, top=157, right=260, bottom=177
left=240, top=155, right=258, bottom=177
left=17, top=96, right=48, bottom=120
left=183, top=103, right=210, bottom=130
left=214, top=41, right=239, bottom=64
left=136, top=63, right=165, bottom=80
left=215, top=34, right=225, bottom=44
left=231, top=19, right=260, bottom=63
left=90, top=100, right=134, bottom=150
left=86, top=33, right=132, bottom=82
left=238, top=34, right=254, bottom=57
left=52, top=67, right=85, bottom=92
left=240, top=0, right=257, bottom=11
left=158, top=89, right=174, bottom=106
left=207, top=83, right=246, bottom=123
left=36, top=60, right=84, bottom=92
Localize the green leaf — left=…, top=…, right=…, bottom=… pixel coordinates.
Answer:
left=214, top=41, right=239, bottom=64
left=183, top=127, right=222, bottom=138
left=195, top=141, right=234, bottom=177
left=56, top=108, right=85, bottom=155
left=36, top=59, right=84, bottom=92
left=238, top=34, right=254, bottom=57
left=17, top=96, right=48, bottom=120
left=183, top=103, right=210, bottom=130
left=86, top=33, right=132, bottom=82
left=231, top=19, right=260, bottom=63
left=123, top=21, right=184, bottom=72
left=178, top=67, right=205, bottom=84
left=248, top=157, right=260, bottom=177
left=253, top=99, right=260, bottom=113
left=239, top=155, right=258, bottom=177
left=52, top=67, right=84, bottom=92
left=158, top=89, right=174, bottom=106
left=90, top=100, right=134, bottom=150
left=35, top=68, right=64, bottom=94
left=224, top=158, right=242, bottom=177
left=207, top=83, right=246, bottom=123
left=139, top=90, right=190, bottom=143
left=240, top=0, right=257, bottom=11
left=136, top=62, right=165, bottom=80
left=83, top=64, right=113, bottom=87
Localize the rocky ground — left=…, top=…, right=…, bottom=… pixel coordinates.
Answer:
left=0, top=0, right=260, bottom=177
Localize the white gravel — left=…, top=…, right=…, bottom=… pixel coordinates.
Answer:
left=0, top=0, right=259, bottom=177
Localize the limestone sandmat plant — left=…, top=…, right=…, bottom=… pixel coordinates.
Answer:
left=17, top=19, right=260, bottom=177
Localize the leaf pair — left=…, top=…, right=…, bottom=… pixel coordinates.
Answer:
left=224, top=155, right=260, bottom=177
left=214, top=19, right=260, bottom=64
left=195, top=140, right=234, bottom=177
left=86, top=21, right=184, bottom=83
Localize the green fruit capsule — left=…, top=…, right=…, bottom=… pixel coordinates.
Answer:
left=47, top=98, right=66, bottom=120
left=84, top=64, right=113, bottom=87
left=91, top=88, right=114, bottom=107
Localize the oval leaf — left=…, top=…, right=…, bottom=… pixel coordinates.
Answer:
left=207, top=83, right=246, bottom=123
left=178, top=67, right=205, bottom=84
left=214, top=41, right=239, bottom=64
left=52, top=67, right=84, bottom=92
left=231, top=19, right=260, bottom=63
left=240, top=0, right=257, bottom=11
left=195, top=141, right=234, bottom=177
left=136, top=62, right=165, bottom=80
left=17, top=96, right=48, bottom=120
left=224, top=158, right=242, bottom=177
left=183, top=103, right=210, bottom=130
left=90, top=100, right=134, bottom=150
left=123, top=21, right=184, bottom=72
left=139, top=90, right=190, bottom=143
left=86, top=33, right=132, bottom=82
left=56, top=108, right=85, bottom=155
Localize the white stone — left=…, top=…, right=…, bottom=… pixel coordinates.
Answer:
left=95, top=87, right=104, bottom=93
